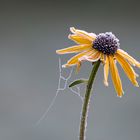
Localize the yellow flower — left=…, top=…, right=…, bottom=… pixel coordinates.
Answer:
left=56, top=27, right=140, bottom=97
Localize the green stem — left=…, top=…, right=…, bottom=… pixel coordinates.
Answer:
left=79, top=60, right=101, bottom=140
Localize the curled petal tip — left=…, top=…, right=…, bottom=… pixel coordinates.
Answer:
left=79, top=56, right=86, bottom=61
left=70, top=27, right=76, bottom=33
left=56, top=50, right=62, bottom=54
left=118, top=95, right=122, bottom=98
left=117, top=94, right=123, bottom=98
left=62, top=64, right=71, bottom=68
left=104, top=81, right=109, bottom=86
left=68, top=34, right=71, bottom=39
left=62, top=64, right=67, bottom=68
left=135, top=83, right=139, bottom=87
left=117, top=90, right=124, bottom=98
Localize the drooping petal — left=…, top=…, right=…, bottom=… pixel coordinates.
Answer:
left=117, top=49, right=140, bottom=68
left=109, top=55, right=124, bottom=97
left=115, top=53, right=139, bottom=87
left=100, top=53, right=105, bottom=64
left=62, top=49, right=93, bottom=67
left=84, top=51, right=101, bottom=62
left=68, top=34, right=93, bottom=44
left=76, top=61, right=81, bottom=74
left=70, top=27, right=96, bottom=41
left=104, top=56, right=109, bottom=86
left=79, top=49, right=97, bottom=61
left=56, top=44, right=92, bottom=54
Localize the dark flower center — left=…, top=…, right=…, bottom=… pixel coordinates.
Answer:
left=93, top=32, right=120, bottom=55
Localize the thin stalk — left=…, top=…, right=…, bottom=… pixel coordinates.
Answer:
left=79, top=60, right=101, bottom=140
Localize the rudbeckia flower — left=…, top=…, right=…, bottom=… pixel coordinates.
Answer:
left=56, top=27, right=140, bottom=97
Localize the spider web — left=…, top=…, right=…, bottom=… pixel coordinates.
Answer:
left=35, top=58, right=83, bottom=126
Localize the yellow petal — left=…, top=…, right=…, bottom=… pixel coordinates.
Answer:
left=68, top=34, right=92, bottom=44
left=85, top=51, right=101, bottom=62
left=56, top=44, right=92, bottom=54
left=70, top=27, right=96, bottom=41
left=76, top=61, right=81, bottom=74
left=115, top=53, right=139, bottom=87
left=104, top=56, right=109, bottom=86
left=117, top=49, right=140, bottom=68
left=100, top=53, right=105, bottom=64
left=109, top=55, right=124, bottom=97
left=63, top=49, right=93, bottom=67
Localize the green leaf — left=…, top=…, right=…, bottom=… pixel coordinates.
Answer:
left=69, top=79, right=88, bottom=88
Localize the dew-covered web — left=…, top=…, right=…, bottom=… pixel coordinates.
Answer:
left=35, top=58, right=83, bottom=126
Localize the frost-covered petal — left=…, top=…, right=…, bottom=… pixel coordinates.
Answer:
left=84, top=51, right=101, bottom=62
left=117, top=49, right=140, bottom=68
left=104, top=56, right=109, bottom=86
left=68, top=34, right=93, bottom=44
left=56, top=44, right=92, bottom=54
left=115, top=53, right=139, bottom=87
left=62, top=49, right=93, bottom=67
left=109, top=55, right=124, bottom=97
left=70, top=27, right=96, bottom=41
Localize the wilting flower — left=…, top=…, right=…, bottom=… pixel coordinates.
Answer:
left=56, top=27, right=140, bottom=97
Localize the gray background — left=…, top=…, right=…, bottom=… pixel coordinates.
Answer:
left=0, top=0, right=140, bottom=140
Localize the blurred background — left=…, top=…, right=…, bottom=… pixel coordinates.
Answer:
left=0, top=0, right=140, bottom=140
